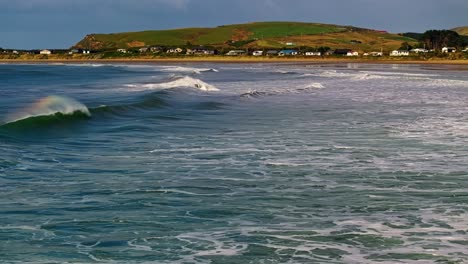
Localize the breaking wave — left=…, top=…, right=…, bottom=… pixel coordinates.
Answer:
left=160, top=66, right=219, bottom=74
left=3, top=95, right=90, bottom=126
left=126, top=76, right=219, bottom=92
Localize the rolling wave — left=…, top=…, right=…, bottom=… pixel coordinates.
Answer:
left=2, top=95, right=90, bottom=126
left=126, top=76, right=219, bottom=92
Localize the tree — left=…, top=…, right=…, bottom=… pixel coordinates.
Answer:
left=399, top=42, right=413, bottom=51
left=421, top=30, right=465, bottom=51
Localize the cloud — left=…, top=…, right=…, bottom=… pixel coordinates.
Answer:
left=0, top=0, right=191, bottom=11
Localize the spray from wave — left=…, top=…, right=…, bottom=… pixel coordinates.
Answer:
left=126, top=76, right=219, bottom=92
left=3, top=95, right=90, bottom=125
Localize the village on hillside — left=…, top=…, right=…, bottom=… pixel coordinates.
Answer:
left=1, top=24, right=467, bottom=60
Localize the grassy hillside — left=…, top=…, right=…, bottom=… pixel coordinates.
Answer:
left=452, top=26, right=468, bottom=36
left=74, top=21, right=417, bottom=51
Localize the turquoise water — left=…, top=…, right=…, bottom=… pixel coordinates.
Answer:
left=1, top=63, right=468, bottom=263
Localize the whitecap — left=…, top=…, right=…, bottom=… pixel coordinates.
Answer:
left=126, top=76, right=219, bottom=92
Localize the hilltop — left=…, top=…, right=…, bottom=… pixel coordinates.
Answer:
left=452, top=26, right=468, bottom=36
left=73, top=21, right=416, bottom=52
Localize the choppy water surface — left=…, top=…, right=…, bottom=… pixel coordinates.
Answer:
left=1, top=62, right=468, bottom=263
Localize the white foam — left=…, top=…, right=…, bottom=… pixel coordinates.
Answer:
left=160, top=66, right=218, bottom=74
left=304, top=82, right=325, bottom=89
left=126, top=76, right=219, bottom=92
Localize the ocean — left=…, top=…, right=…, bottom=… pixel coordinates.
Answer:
left=1, top=62, right=468, bottom=263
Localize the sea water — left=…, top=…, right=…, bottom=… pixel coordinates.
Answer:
left=1, top=62, right=468, bottom=263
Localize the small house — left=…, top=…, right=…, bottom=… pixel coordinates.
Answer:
left=40, top=49, right=51, bottom=55
left=226, top=50, right=246, bottom=56
left=150, top=46, right=162, bottom=53
left=278, top=50, right=298, bottom=56
left=167, top=48, right=183, bottom=54
left=346, top=51, right=359, bottom=56
left=442, top=47, right=456, bottom=53
left=370, top=51, right=383, bottom=56
left=286, top=42, right=295, bottom=46
left=252, top=51, right=263, bottom=56
left=410, top=48, right=428, bottom=54
left=117, top=49, right=127, bottom=53
left=139, top=47, right=149, bottom=53
left=390, top=50, right=409, bottom=56
left=305, top=52, right=321, bottom=56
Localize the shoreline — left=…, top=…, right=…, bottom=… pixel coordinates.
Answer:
left=1, top=57, right=468, bottom=66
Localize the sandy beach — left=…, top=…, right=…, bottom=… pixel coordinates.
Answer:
left=1, top=56, right=468, bottom=66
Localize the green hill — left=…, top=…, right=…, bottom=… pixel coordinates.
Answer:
left=74, top=21, right=417, bottom=51
left=452, top=26, right=468, bottom=36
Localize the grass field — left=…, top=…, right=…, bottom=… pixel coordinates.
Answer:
left=452, top=27, right=468, bottom=36
left=74, top=21, right=418, bottom=52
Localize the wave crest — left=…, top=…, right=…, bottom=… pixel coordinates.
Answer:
left=4, top=95, right=90, bottom=125
left=160, top=66, right=219, bottom=74
left=126, top=76, right=219, bottom=92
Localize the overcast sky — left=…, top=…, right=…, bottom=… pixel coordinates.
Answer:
left=1, top=0, right=467, bottom=49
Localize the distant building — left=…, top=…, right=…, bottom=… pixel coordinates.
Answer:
left=278, top=50, right=298, bottom=56
left=117, top=49, right=127, bottom=53
left=139, top=47, right=149, bottom=53
left=462, top=47, right=468, bottom=52
left=252, top=51, right=263, bottom=56
left=390, top=50, right=410, bottom=56
left=167, top=48, right=183, bottom=54
left=442, top=47, right=456, bottom=53
left=286, top=42, right=295, bottom=46
left=410, top=48, right=428, bottom=53
left=369, top=51, right=383, bottom=56
left=305, top=52, right=321, bottom=56
left=12, top=50, right=19, bottom=54
left=40, top=49, right=51, bottom=55
left=150, top=46, right=163, bottom=53
left=346, top=51, right=359, bottom=56
left=186, top=48, right=214, bottom=55
left=226, top=50, right=246, bottom=56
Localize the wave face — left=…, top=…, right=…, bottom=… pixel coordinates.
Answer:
left=4, top=95, right=90, bottom=125
left=126, top=76, right=219, bottom=92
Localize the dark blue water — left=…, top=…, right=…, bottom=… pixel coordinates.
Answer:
left=1, top=63, right=468, bottom=263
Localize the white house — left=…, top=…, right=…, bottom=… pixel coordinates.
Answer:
left=252, top=50, right=263, bottom=56
left=226, top=50, right=246, bottom=56
left=40, top=49, right=52, bottom=55
left=390, top=50, right=409, bottom=56
left=346, top=51, right=359, bottom=56
left=138, top=47, right=149, bottom=53
left=117, top=49, right=127, bottom=53
left=12, top=50, right=19, bottom=54
left=410, top=48, right=428, bottom=54
left=370, top=51, right=383, bottom=56
left=462, top=47, right=468, bottom=52
left=167, top=48, right=183, bottom=54
left=305, top=52, right=321, bottom=56
left=442, top=47, right=456, bottom=53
